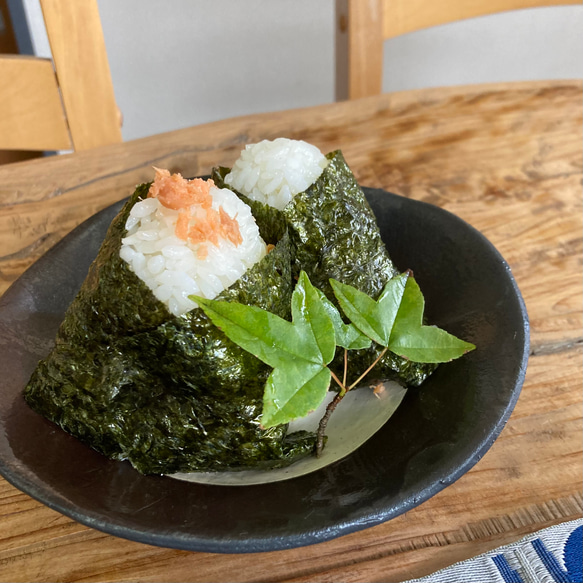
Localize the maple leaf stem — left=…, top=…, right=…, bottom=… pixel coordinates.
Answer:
left=315, top=391, right=345, bottom=457
left=330, top=369, right=347, bottom=395
left=317, top=346, right=389, bottom=457
left=348, top=346, right=389, bottom=390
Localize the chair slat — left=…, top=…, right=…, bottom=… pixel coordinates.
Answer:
left=338, top=0, right=581, bottom=100
left=382, top=0, right=582, bottom=39
left=40, top=0, right=122, bottom=151
left=0, top=56, right=72, bottom=151
left=336, top=0, right=383, bottom=101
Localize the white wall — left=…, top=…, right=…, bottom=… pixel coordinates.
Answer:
left=382, top=6, right=583, bottom=93
left=98, top=0, right=335, bottom=141
left=19, top=0, right=583, bottom=142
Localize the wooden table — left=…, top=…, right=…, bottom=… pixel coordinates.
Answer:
left=0, top=80, right=581, bottom=582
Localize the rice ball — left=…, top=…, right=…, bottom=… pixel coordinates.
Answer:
left=120, top=172, right=266, bottom=317
left=224, top=138, right=328, bottom=210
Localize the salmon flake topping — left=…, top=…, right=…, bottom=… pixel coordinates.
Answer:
left=148, top=167, right=213, bottom=210
left=148, top=168, right=243, bottom=252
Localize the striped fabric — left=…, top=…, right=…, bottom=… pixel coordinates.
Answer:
left=403, top=519, right=582, bottom=583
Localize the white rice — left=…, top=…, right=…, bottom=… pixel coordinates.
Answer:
left=120, top=186, right=266, bottom=317
left=224, top=138, right=328, bottom=210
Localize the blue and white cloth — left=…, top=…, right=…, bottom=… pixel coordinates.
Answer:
left=403, top=519, right=582, bottom=583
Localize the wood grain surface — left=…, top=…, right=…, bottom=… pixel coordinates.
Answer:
left=0, top=80, right=581, bottom=582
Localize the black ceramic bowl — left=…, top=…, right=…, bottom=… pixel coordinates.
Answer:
left=0, top=188, right=529, bottom=553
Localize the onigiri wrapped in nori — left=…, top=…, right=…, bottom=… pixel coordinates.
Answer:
left=24, top=173, right=317, bottom=474
left=215, top=140, right=437, bottom=387
left=25, top=138, right=436, bottom=476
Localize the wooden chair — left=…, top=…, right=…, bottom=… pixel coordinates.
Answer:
left=335, top=0, right=581, bottom=100
left=0, top=0, right=121, bottom=159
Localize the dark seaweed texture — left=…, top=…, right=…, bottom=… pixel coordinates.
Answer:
left=26, top=151, right=435, bottom=475
left=215, top=152, right=437, bottom=386
left=25, top=185, right=316, bottom=474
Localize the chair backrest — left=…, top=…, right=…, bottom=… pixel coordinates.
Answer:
left=335, top=0, right=581, bottom=100
left=0, top=0, right=121, bottom=153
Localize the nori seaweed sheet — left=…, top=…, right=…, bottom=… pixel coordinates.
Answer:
left=25, top=184, right=317, bottom=474
left=213, top=151, right=437, bottom=387
left=26, top=150, right=436, bottom=476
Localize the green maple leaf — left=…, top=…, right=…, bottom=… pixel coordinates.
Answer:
left=389, top=276, right=475, bottom=362
left=330, top=273, right=409, bottom=346
left=192, top=271, right=335, bottom=428
left=316, top=290, right=371, bottom=350
left=331, top=273, right=475, bottom=363
left=195, top=269, right=475, bottom=434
